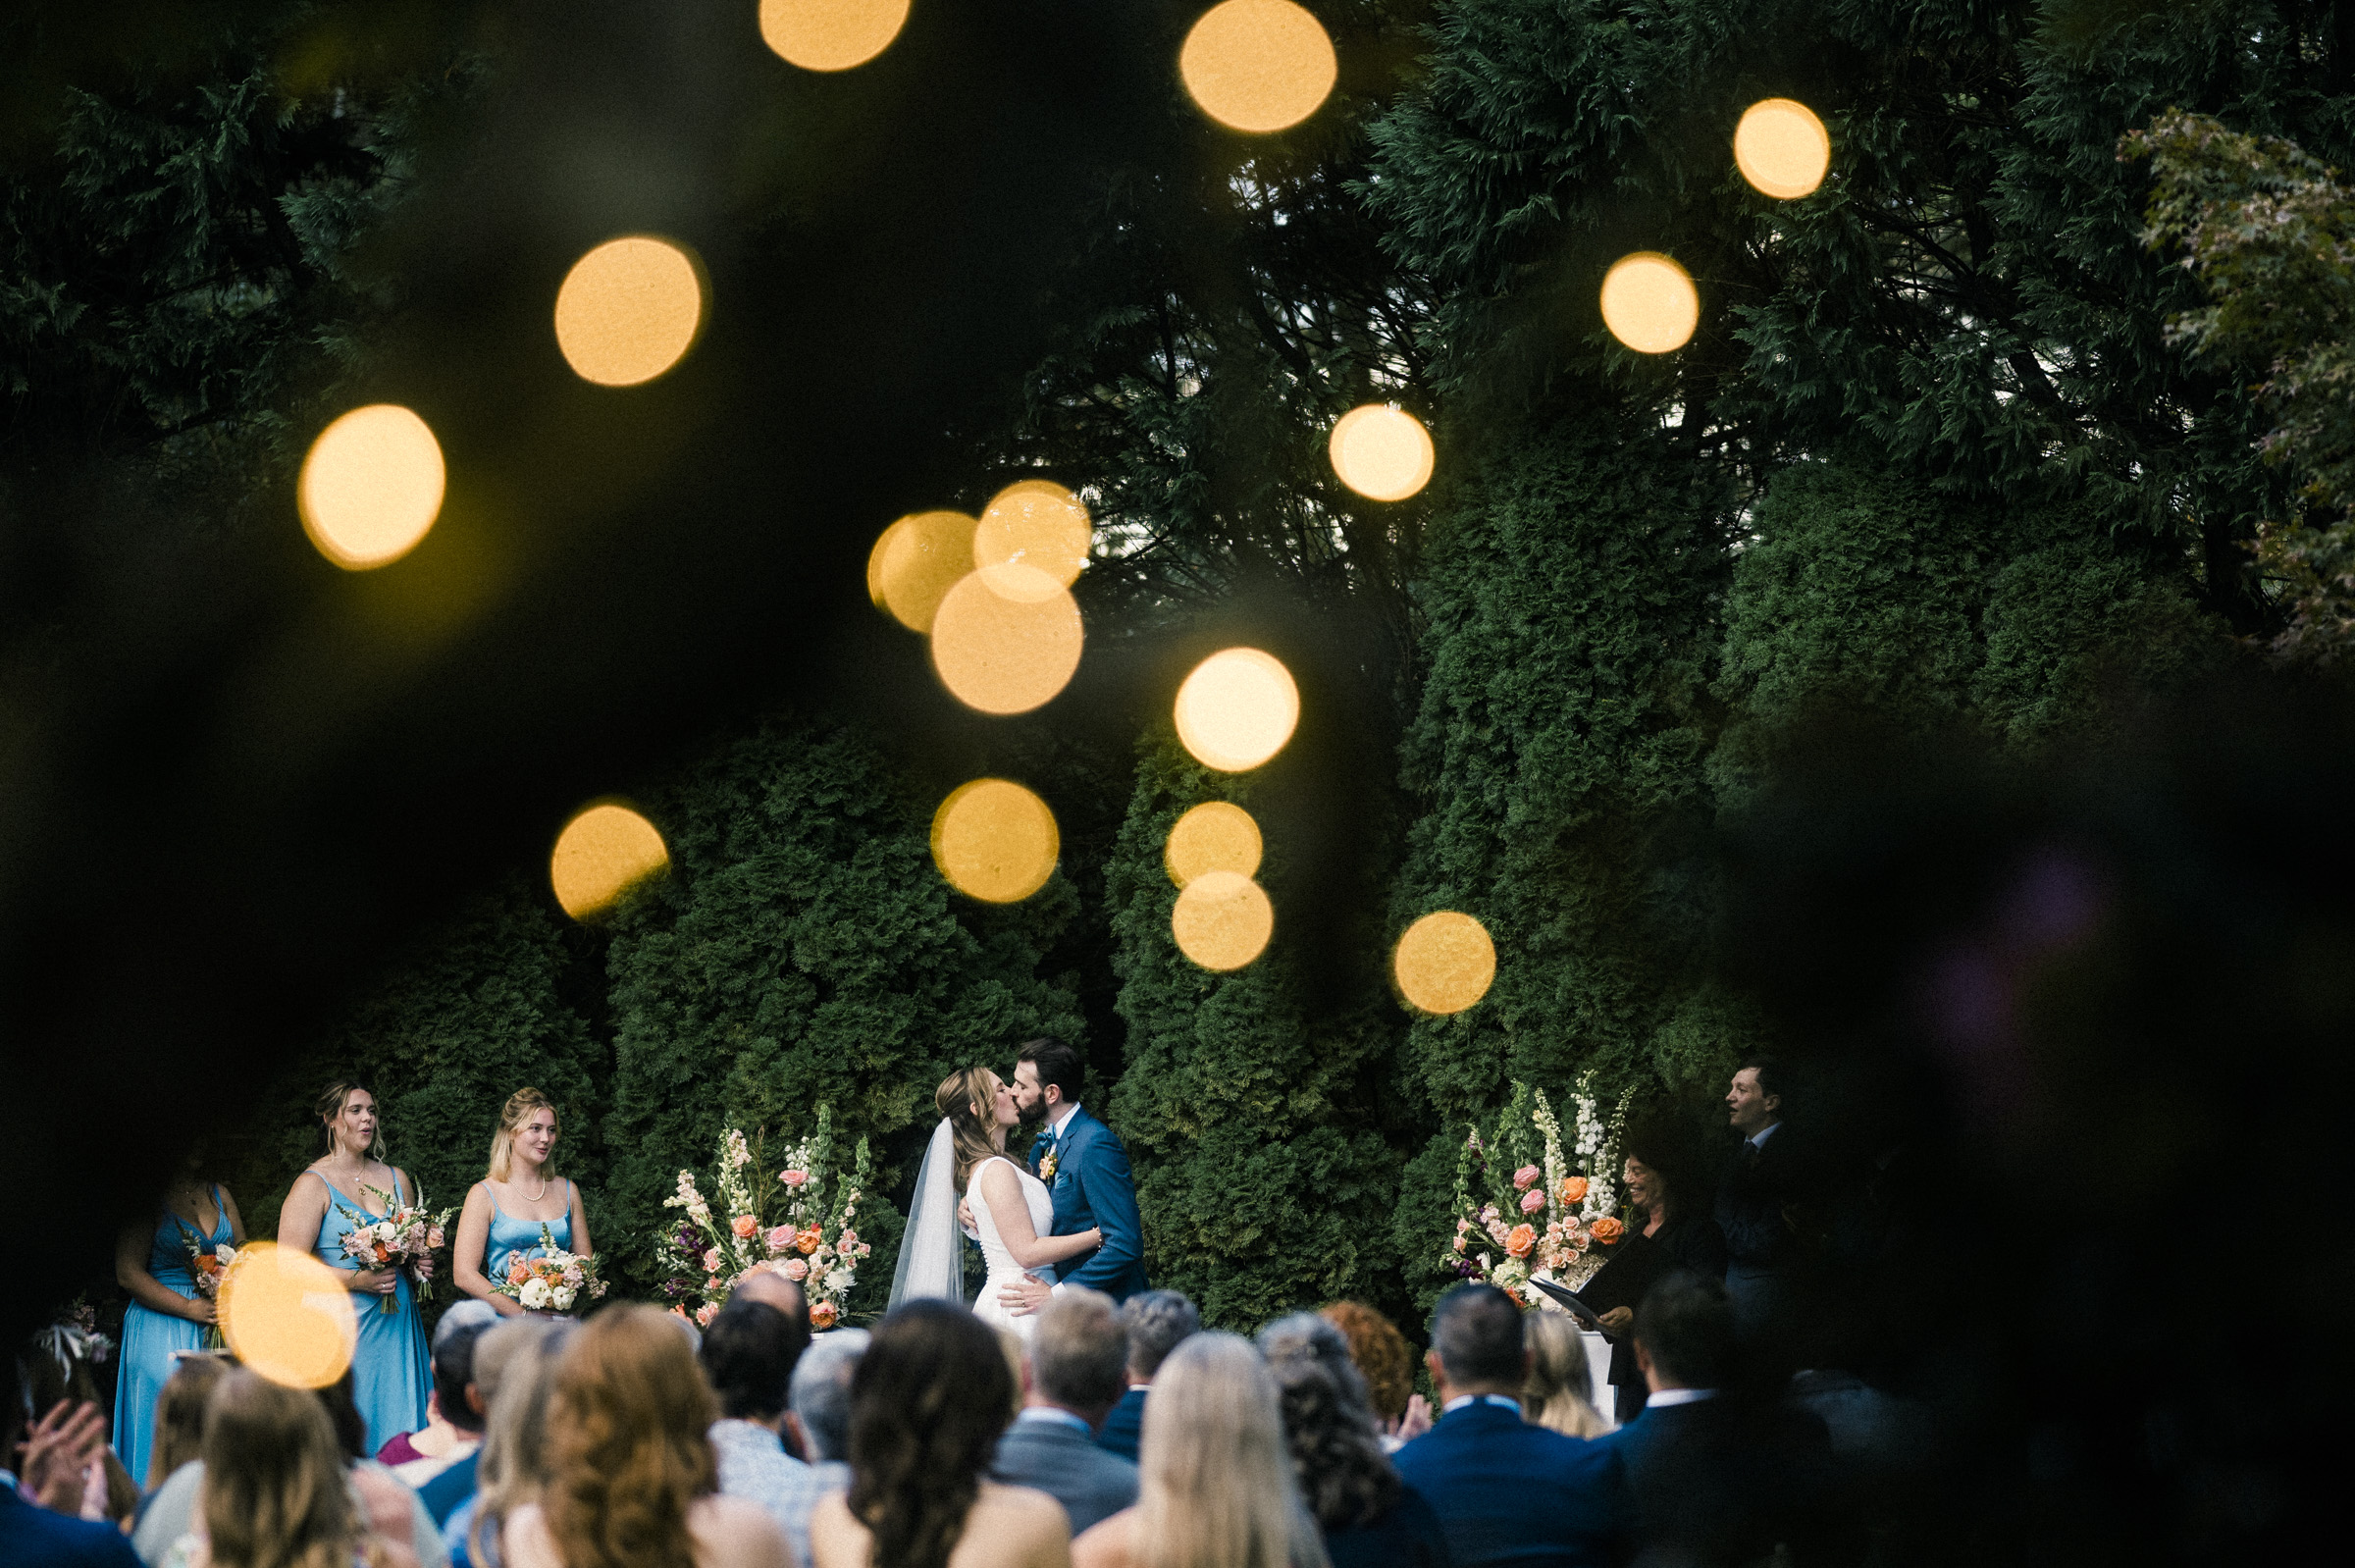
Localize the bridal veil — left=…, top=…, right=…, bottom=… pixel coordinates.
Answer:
left=887, top=1117, right=966, bottom=1310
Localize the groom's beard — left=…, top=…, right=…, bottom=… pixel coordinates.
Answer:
left=1017, top=1097, right=1048, bottom=1129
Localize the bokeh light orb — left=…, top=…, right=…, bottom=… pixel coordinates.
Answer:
left=931, top=779, right=1060, bottom=903
left=550, top=804, right=670, bottom=922
left=553, top=236, right=706, bottom=387
left=1174, top=648, right=1299, bottom=772
left=1164, top=801, right=1263, bottom=887
left=759, top=0, right=911, bottom=71
left=1393, top=910, right=1496, bottom=1015
left=1172, top=868, right=1274, bottom=970
left=868, top=510, right=977, bottom=633
left=298, top=404, right=445, bottom=570
left=1734, top=98, right=1831, bottom=200
left=976, top=480, right=1091, bottom=591
left=1599, top=252, right=1700, bottom=355
left=219, top=1243, right=357, bottom=1390
left=1329, top=404, right=1435, bottom=501
left=1178, top=0, right=1337, bottom=133
left=930, top=566, right=1084, bottom=714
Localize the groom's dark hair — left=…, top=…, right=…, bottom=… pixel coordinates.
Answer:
left=1018, top=1038, right=1084, bottom=1104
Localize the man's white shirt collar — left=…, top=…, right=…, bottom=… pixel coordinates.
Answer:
left=1440, top=1393, right=1522, bottom=1414
left=1049, top=1103, right=1082, bottom=1140
left=1749, top=1121, right=1780, bottom=1149
left=1017, top=1406, right=1093, bottom=1435
left=1646, top=1387, right=1718, bottom=1407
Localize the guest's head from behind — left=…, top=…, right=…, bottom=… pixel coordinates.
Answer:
left=700, top=1299, right=807, bottom=1429
left=787, top=1327, right=868, bottom=1464
left=314, top=1080, right=385, bottom=1160
left=727, top=1268, right=811, bottom=1342
left=1256, top=1313, right=1371, bottom=1413
left=1011, top=1038, right=1082, bottom=1126
left=1521, top=1311, right=1608, bottom=1438
left=936, top=1067, right=1018, bottom=1190
left=314, top=1372, right=367, bottom=1461
left=543, top=1305, right=717, bottom=1568
left=1130, top=1332, right=1325, bottom=1568
left=1427, top=1282, right=1528, bottom=1404
left=487, top=1087, right=559, bottom=1181
left=1635, top=1272, right=1735, bottom=1393
left=847, top=1300, right=1017, bottom=1568
left=1030, top=1288, right=1128, bottom=1427
left=470, top=1320, right=568, bottom=1563
left=1317, top=1302, right=1412, bottom=1427
left=201, top=1370, right=357, bottom=1568
left=148, top=1351, right=232, bottom=1489
left=434, top=1320, right=491, bottom=1437
left=1258, top=1313, right=1397, bottom=1534
left=1725, top=1056, right=1783, bottom=1137
left=1120, top=1289, right=1199, bottom=1387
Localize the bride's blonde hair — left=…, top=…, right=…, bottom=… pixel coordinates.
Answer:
left=487, top=1087, right=559, bottom=1183
left=1135, top=1333, right=1328, bottom=1568
left=935, top=1068, right=1001, bottom=1192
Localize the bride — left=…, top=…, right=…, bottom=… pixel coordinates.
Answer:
left=890, top=1067, right=1100, bottom=1340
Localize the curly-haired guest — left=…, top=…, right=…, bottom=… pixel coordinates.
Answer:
left=1258, top=1315, right=1447, bottom=1568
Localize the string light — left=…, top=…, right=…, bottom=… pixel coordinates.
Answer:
left=930, top=566, right=1084, bottom=714
left=867, top=511, right=976, bottom=633
left=1329, top=404, right=1435, bottom=501
left=1174, top=648, right=1299, bottom=772
left=550, top=804, right=669, bottom=922
left=1599, top=252, right=1699, bottom=354
left=1178, top=0, right=1336, bottom=133
left=975, top=479, right=1090, bottom=591
left=931, top=779, right=1060, bottom=903
left=759, top=0, right=911, bottom=72
left=1172, top=869, right=1274, bottom=969
left=1734, top=98, right=1830, bottom=199
left=1164, top=801, right=1263, bottom=887
left=219, top=1244, right=357, bottom=1390
left=298, top=405, right=445, bottom=569
left=1392, top=911, right=1496, bottom=1014
left=553, top=236, right=706, bottom=387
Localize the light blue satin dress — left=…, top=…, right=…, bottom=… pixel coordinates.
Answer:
left=484, top=1180, right=574, bottom=1286
left=114, top=1188, right=231, bottom=1486
left=308, top=1172, right=431, bottom=1453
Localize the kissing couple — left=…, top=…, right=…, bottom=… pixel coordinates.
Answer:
left=885, top=1038, right=1147, bottom=1340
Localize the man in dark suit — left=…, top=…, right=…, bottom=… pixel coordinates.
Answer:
left=997, top=1039, right=1149, bottom=1316
left=1715, top=1054, right=1800, bottom=1339
left=0, top=1366, right=140, bottom=1568
left=990, top=1289, right=1139, bottom=1537
left=1391, top=1283, right=1620, bottom=1568
left=1094, top=1289, right=1197, bottom=1463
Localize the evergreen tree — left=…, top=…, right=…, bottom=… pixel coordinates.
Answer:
left=599, top=714, right=1084, bottom=1316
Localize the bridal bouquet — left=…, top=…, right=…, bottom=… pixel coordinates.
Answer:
left=658, top=1109, right=875, bottom=1331
left=180, top=1234, right=238, bottom=1347
left=493, top=1225, right=606, bottom=1314
left=338, top=1187, right=455, bottom=1314
left=1443, top=1074, right=1627, bottom=1307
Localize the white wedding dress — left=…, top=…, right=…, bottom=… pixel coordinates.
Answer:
left=967, top=1155, right=1057, bottom=1342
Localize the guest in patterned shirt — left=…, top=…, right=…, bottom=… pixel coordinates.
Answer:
left=700, top=1301, right=829, bottom=1568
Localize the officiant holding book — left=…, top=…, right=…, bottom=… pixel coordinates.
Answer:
left=1579, top=1128, right=1726, bottom=1421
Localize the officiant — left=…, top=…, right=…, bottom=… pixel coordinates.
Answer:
left=1579, top=1127, right=1726, bottom=1421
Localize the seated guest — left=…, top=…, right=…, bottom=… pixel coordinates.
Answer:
left=1071, top=1333, right=1325, bottom=1568
left=445, top=1322, right=568, bottom=1568
left=380, top=1302, right=499, bottom=1470
left=504, top=1306, right=787, bottom=1568
left=809, top=1301, right=1067, bottom=1568
left=1522, top=1314, right=1608, bottom=1438
left=993, top=1291, right=1138, bottom=1537
left=784, top=1332, right=867, bottom=1499
left=1391, top=1285, right=1618, bottom=1568
left=1094, top=1292, right=1195, bottom=1465
left=1257, top=1315, right=1448, bottom=1568
left=0, top=1353, right=139, bottom=1568
left=140, top=1355, right=229, bottom=1494
left=168, top=1372, right=404, bottom=1568
left=701, top=1301, right=831, bottom=1568
left=1319, top=1303, right=1428, bottom=1448
left=16, top=1335, right=137, bottom=1528
left=398, top=1321, right=492, bottom=1494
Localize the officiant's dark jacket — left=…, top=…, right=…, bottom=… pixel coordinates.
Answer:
left=1392, top=1399, right=1620, bottom=1567
left=1029, top=1108, right=1148, bottom=1302
left=1580, top=1214, right=1729, bottom=1420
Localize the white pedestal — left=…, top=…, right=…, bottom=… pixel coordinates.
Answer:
left=1579, top=1330, right=1617, bottom=1431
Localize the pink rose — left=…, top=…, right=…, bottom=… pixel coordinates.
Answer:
left=1512, top=1165, right=1542, bottom=1191
left=1519, top=1188, right=1546, bottom=1215
left=765, top=1226, right=795, bottom=1253
left=695, top=1302, right=719, bottom=1328
left=730, top=1215, right=759, bottom=1240
left=782, top=1258, right=809, bottom=1281
left=839, top=1228, right=858, bottom=1246
left=702, top=1247, right=722, bottom=1274
left=836, top=1235, right=857, bottom=1256
left=779, top=1170, right=810, bottom=1188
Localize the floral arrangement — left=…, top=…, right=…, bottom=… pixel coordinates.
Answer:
left=658, top=1108, right=874, bottom=1331
left=181, top=1234, right=238, bottom=1347
left=337, top=1187, right=454, bottom=1314
left=1444, top=1074, right=1627, bottom=1307
left=493, top=1225, right=606, bottom=1314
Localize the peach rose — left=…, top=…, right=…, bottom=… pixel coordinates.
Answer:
left=779, top=1170, right=810, bottom=1188
left=1557, top=1176, right=1588, bottom=1206
left=809, top=1299, right=838, bottom=1331
left=694, top=1302, right=719, bottom=1328
left=731, top=1215, right=759, bottom=1240
left=796, top=1226, right=823, bottom=1255
left=1505, top=1224, right=1537, bottom=1259
left=765, top=1226, right=795, bottom=1253
left=1589, top=1216, right=1625, bottom=1243
left=506, top=1257, right=531, bottom=1285
left=1512, top=1165, right=1542, bottom=1191
left=702, top=1247, right=723, bottom=1274
left=1519, top=1188, right=1546, bottom=1215
left=782, top=1258, right=810, bottom=1281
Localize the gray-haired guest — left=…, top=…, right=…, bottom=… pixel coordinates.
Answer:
left=777, top=1327, right=866, bottom=1566
left=1094, top=1288, right=1197, bottom=1463
left=991, top=1289, right=1139, bottom=1536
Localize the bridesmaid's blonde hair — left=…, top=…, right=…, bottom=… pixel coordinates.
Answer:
left=487, top=1087, right=559, bottom=1183
left=1136, top=1333, right=1329, bottom=1568
left=934, top=1068, right=1001, bottom=1192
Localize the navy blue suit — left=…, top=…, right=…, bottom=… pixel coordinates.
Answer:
left=0, top=1484, right=144, bottom=1568
left=1027, top=1108, right=1148, bottom=1301
left=1094, top=1386, right=1147, bottom=1462
left=1390, top=1401, right=1620, bottom=1568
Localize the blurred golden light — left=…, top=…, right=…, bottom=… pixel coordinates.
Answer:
left=553, top=236, right=706, bottom=388
left=931, top=779, right=1060, bottom=903
left=1172, top=869, right=1274, bottom=970
left=1734, top=98, right=1830, bottom=200
left=219, top=1243, right=357, bottom=1390
left=1174, top=648, right=1299, bottom=772
left=1329, top=405, right=1435, bottom=501
left=1164, top=801, right=1263, bottom=887
left=1393, top=911, right=1496, bottom=1015
left=550, top=804, right=670, bottom=922
left=976, top=480, right=1091, bottom=591
left=1178, top=0, right=1336, bottom=133
left=867, top=511, right=977, bottom=633
left=759, top=0, right=911, bottom=71
left=930, top=567, right=1084, bottom=714
left=298, top=404, right=445, bottom=570
left=1599, top=252, right=1700, bottom=355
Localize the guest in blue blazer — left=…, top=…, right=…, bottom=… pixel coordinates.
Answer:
left=1391, top=1284, right=1620, bottom=1568
left=989, top=1289, right=1138, bottom=1537
left=996, top=1040, right=1149, bottom=1318
left=1096, top=1289, right=1197, bottom=1464
left=0, top=1371, right=140, bottom=1568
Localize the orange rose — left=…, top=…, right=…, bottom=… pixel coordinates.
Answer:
left=730, top=1215, right=759, bottom=1240
left=809, top=1299, right=839, bottom=1331
left=796, top=1226, right=823, bottom=1256
left=1589, top=1216, right=1625, bottom=1244
left=1505, top=1224, right=1537, bottom=1258
left=1557, top=1177, right=1588, bottom=1206
left=506, top=1257, right=530, bottom=1284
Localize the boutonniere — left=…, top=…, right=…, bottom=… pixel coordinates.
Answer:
left=1039, top=1148, right=1060, bottom=1182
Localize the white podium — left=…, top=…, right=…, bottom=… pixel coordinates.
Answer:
left=1579, top=1329, right=1617, bottom=1429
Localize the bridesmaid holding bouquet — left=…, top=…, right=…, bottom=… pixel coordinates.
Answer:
left=112, top=1155, right=245, bottom=1485
left=452, top=1087, right=595, bottom=1317
left=275, top=1081, right=433, bottom=1451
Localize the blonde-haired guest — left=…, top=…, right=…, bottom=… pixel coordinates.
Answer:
left=1072, top=1333, right=1327, bottom=1568
left=160, top=1371, right=399, bottom=1568
left=503, top=1306, right=785, bottom=1568
left=453, top=1089, right=594, bottom=1319
left=1522, top=1312, right=1610, bottom=1438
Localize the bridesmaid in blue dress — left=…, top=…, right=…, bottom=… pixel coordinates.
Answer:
left=112, top=1162, right=245, bottom=1486
left=452, top=1087, right=595, bottom=1317
left=275, top=1080, right=434, bottom=1452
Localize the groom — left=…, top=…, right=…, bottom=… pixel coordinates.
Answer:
left=998, top=1038, right=1148, bottom=1314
